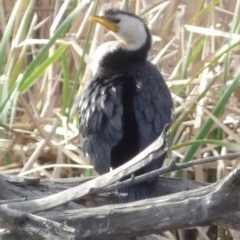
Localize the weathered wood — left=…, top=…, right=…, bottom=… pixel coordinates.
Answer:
left=32, top=167, right=239, bottom=239
left=0, top=168, right=240, bottom=239
left=0, top=174, right=208, bottom=206
left=0, top=207, right=76, bottom=240
left=0, top=126, right=240, bottom=239
left=97, top=152, right=240, bottom=196
left=0, top=125, right=169, bottom=214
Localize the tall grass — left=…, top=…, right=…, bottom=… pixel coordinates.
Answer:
left=0, top=1, right=239, bottom=239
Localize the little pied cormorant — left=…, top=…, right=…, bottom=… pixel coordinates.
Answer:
left=79, top=8, right=173, bottom=202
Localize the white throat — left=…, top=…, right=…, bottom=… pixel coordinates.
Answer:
left=114, top=14, right=147, bottom=51
left=91, top=14, right=147, bottom=75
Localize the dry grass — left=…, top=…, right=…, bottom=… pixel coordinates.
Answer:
left=0, top=0, right=240, bottom=239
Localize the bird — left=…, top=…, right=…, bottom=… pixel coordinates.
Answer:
left=79, top=8, right=173, bottom=202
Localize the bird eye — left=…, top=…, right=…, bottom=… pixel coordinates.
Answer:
left=105, top=16, right=120, bottom=24
left=112, top=18, right=120, bottom=24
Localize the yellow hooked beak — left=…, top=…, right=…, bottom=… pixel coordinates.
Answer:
left=89, top=16, right=119, bottom=32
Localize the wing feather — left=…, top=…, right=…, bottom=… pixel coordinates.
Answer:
left=79, top=74, right=123, bottom=174
left=144, top=104, right=155, bottom=123
left=80, top=63, right=173, bottom=178
left=134, top=62, right=173, bottom=177
left=102, top=98, right=114, bottom=118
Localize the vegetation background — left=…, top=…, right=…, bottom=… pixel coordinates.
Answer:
left=0, top=0, right=240, bottom=239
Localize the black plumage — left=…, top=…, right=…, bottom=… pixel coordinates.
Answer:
left=79, top=9, right=173, bottom=202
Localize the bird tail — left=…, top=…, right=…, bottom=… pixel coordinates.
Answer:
left=117, top=180, right=157, bottom=203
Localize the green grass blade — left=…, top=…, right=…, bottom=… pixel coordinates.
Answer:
left=191, top=40, right=240, bottom=82
left=0, top=77, right=21, bottom=122
left=67, top=0, right=99, bottom=121
left=20, top=0, right=90, bottom=84
left=171, top=76, right=217, bottom=134
left=188, top=36, right=206, bottom=64
left=0, top=0, right=21, bottom=75
left=172, top=39, right=240, bottom=134
left=8, top=1, right=33, bottom=89
left=0, top=0, right=90, bottom=114
left=124, top=0, right=129, bottom=11
left=189, top=0, right=221, bottom=24
left=174, top=70, right=240, bottom=178
left=61, top=51, right=70, bottom=116
left=169, top=139, right=240, bottom=152
left=0, top=0, right=22, bottom=123
left=19, top=44, right=69, bottom=93
left=215, top=2, right=240, bottom=156
left=180, top=30, right=193, bottom=79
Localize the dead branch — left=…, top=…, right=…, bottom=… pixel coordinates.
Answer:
left=0, top=208, right=76, bottom=240
left=37, top=167, right=240, bottom=239
left=0, top=124, right=168, bottom=213
left=1, top=124, right=240, bottom=239
left=95, top=151, right=240, bottom=195
left=0, top=167, right=240, bottom=239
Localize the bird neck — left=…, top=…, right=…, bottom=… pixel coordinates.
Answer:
left=99, top=41, right=149, bottom=72
left=92, top=32, right=151, bottom=73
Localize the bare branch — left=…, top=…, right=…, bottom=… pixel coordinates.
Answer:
left=1, top=124, right=169, bottom=213
left=1, top=125, right=240, bottom=239
left=90, top=151, right=240, bottom=195
left=0, top=207, right=76, bottom=240
left=43, top=167, right=240, bottom=239
left=1, top=167, right=239, bottom=239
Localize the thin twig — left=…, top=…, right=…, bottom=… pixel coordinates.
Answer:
left=93, top=152, right=240, bottom=195
left=19, top=119, right=60, bottom=174
left=1, top=124, right=169, bottom=213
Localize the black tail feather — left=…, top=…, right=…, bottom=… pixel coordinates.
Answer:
left=117, top=180, right=157, bottom=203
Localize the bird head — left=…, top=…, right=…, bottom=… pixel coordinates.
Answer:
left=89, top=8, right=151, bottom=52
